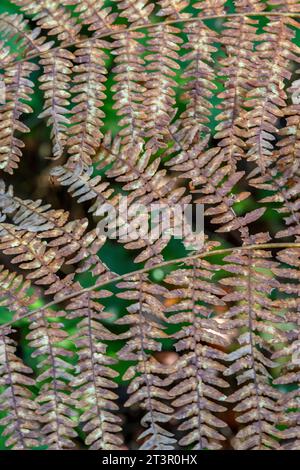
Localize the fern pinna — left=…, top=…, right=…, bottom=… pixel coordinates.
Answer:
left=0, top=0, right=299, bottom=451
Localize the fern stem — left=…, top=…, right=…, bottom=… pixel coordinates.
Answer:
left=2, top=11, right=300, bottom=71
left=0, top=242, right=299, bottom=330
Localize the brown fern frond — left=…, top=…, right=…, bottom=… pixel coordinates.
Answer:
left=220, top=233, right=285, bottom=450
left=194, top=0, right=226, bottom=16
left=245, top=17, right=300, bottom=174
left=0, top=327, right=40, bottom=449
left=67, top=290, right=122, bottom=450
left=0, top=222, right=65, bottom=294
left=67, top=40, right=110, bottom=165
left=164, top=257, right=229, bottom=450
left=27, top=311, right=77, bottom=449
left=0, top=13, right=53, bottom=56
left=269, top=0, right=300, bottom=13
left=249, top=79, right=300, bottom=240
left=115, top=0, right=154, bottom=26
left=144, top=24, right=182, bottom=152
left=180, top=20, right=217, bottom=141
left=11, top=1, right=81, bottom=43
left=157, top=0, right=191, bottom=20
left=111, top=31, right=147, bottom=149
left=62, top=1, right=120, bottom=36
left=39, top=49, right=74, bottom=159
left=116, top=274, right=175, bottom=449
left=50, top=160, right=119, bottom=216
left=234, top=0, right=266, bottom=12
left=215, top=16, right=258, bottom=167
left=0, top=179, right=69, bottom=232
left=0, top=265, right=36, bottom=321
left=103, top=144, right=191, bottom=263
left=0, top=61, right=37, bottom=174
left=272, top=248, right=300, bottom=450
left=168, top=141, right=263, bottom=234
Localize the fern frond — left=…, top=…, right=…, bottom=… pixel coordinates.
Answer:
left=0, top=327, right=40, bottom=449
left=0, top=61, right=37, bottom=174
left=220, top=234, right=284, bottom=450
left=112, top=31, right=147, bottom=149
left=180, top=20, right=217, bottom=141
left=39, top=49, right=74, bottom=159
left=115, top=0, right=154, bottom=26
left=0, top=179, right=69, bottom=232
left=50, top=160, right=119, bottom=216
left=272, top=247, right=300, bottom=450
left=67, top=290, right=122, bottom=449
left=63, top=1, right=120, bottom=36
left=215, top=16, right=258, bottom=167
left=234, top=0, right=266, bottom=12
left=144, top=24, right=182, bottom=152
left=157, top=0, right=191, bottom=19
left=116, top=274, right=175, bottom=449
left=269, top=0, right=300, bottom=13
left=12, top=0, right=81, bottom=43
left=67, top=40, right=110, bottom=165
left=164, top=257, right=229, bottom=450
left=168, top=141, right=264, bottom=234
left=194, top=0, right=226, bottom=16
left=27, top=311, right=77, bottom=449
left=0, top=13, right=53, bottom=56
left=0, top=265, right=36, bottom=321
left=0, top=222, right=65, bottom=294
left=245, top=17, right=300, bottom=174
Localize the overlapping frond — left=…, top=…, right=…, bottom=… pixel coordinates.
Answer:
left=67, top=290, right=122, bottom=450
left=111, top=31, right=147, bottom=149
left=12, top=1, right=81, bottom=43
left=144, top=24, right=182, bottom=152
left=245, top=17, right=300, bottom=174
left=63, top=1, right=120, bottom=36
left=0, top=327, right=40, bottom=449
left=0, top=61, right=37, bottom=174
left=272, top=248, right=300, bottom=450
left=0, top=0, right=299, bottom=452
left=116, top=274, right=175, bottom=449
left=27, top=311, right=77, bottom=449
left=164, top=257, right=229, bottom=449
left=67, top=40, right=110, bottom=165
left=220, top=233, right=285, bottom=450
left=39, top=49, right=74, bottom=159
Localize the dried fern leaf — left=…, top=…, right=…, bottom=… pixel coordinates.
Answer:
left=63, top=0, right=120, bottom=36
left=180, top=20, right=218, bottom=141
left=12, top=0, right=81, bottom=44
left=112, top=31, right=147, bottom=149
left=0, top=62, right=37, bottom=174
left=115, top=0, right=154, bottom=26
left=272, top=248, right=300, bottom=450
left=0, top=327, right=40, bottom=449
left=144, top=24, right=182, bottom=152
left=0, top=13, right=53, bottom=57
left=157, top=0, right=191, bottom=19
left=116, top=274, right=175, bottom=449
left=0, top=179, right=69, bottom=232
left=67, top=290, right=122, bottom=450
left=245, top=17, right=300, bottom=174
left=67, top=40, right=110, bottom=165
left=0, top=265, right=37, bottom=321
left=39, top=49, right=74, bottom=159
left=164, top=258, right=229, bottom=450
left=194, top=0, right=226, bottom=16
left=220, top=234, right=285, bottom=450
left=216, top=16, right=258, bottom=167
